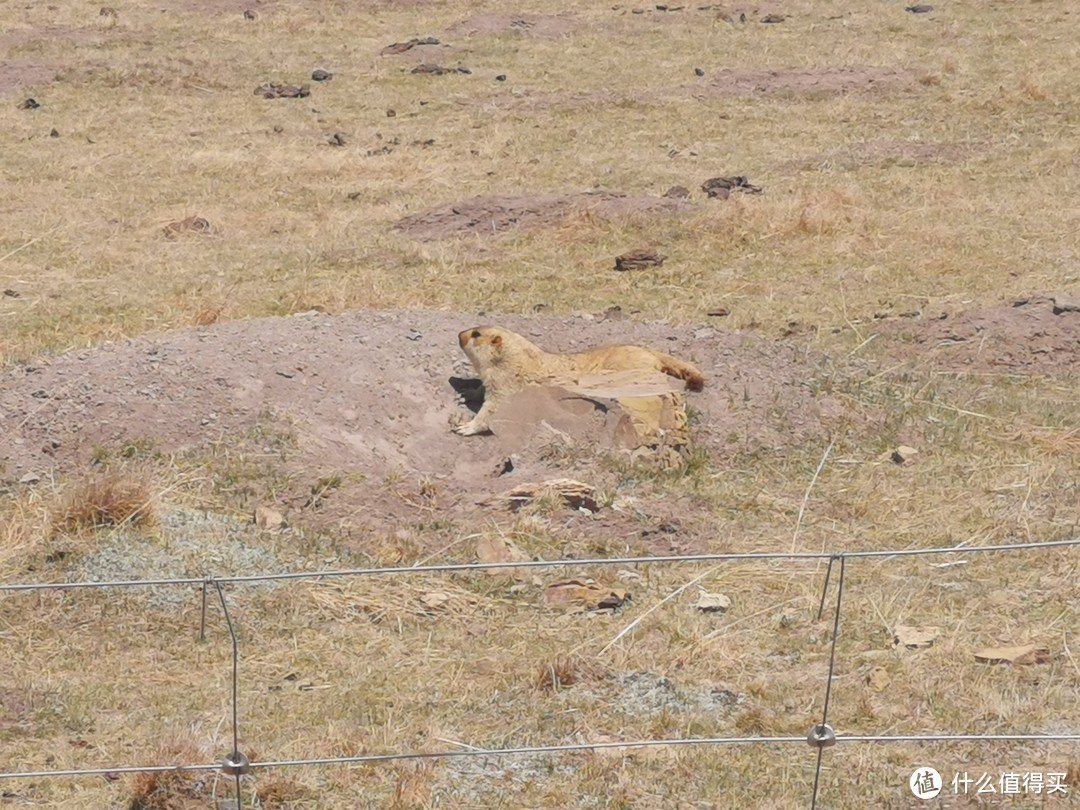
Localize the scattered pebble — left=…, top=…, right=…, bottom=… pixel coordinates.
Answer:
left=254, top=83, right=311, bottom=99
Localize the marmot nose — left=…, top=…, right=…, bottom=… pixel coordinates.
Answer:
left=458, top=330, right=469, bottom=348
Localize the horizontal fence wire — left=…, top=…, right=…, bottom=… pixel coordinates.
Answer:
left=1, top=536, right=1077, bottom=593
left=1, top=535, right=1078, bottom=796
left=4, top=733, right=1080, bottom=781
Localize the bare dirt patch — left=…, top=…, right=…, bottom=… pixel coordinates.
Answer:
left=690, top=66, right=913, bottom=98
left=790, top=140, right=991, bottom=171
left=0, top=61, right=54, bottom=94
left=395, top=192, right=690, bottom=240
left=876, top=294, right=1080, bottom=375
left=0, top=310, right=829, bottom=531
left=168, top=0, right=277, bottom=14
left=448, top=13, right=576, bottom=38
left=0, top=26, right=110, bottom=49
left=850, top=140, right=989, bottom=165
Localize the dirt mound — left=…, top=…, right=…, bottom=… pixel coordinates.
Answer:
left=877, top=294, right=1080, bottom=375
left=395, top=192, right=690, bottom=240
left=0, top=311, right=832, bottom=528
left=690, top=66, right=912, bottom=98
left=449, top=13, right=575, bottom=38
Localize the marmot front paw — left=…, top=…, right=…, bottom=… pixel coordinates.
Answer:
left=451, top=416, right=491, bottom=436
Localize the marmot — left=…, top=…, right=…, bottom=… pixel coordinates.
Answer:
left=453, top=326, right=704, bottom=436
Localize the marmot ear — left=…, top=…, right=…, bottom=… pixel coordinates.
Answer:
left=491, top=334, right=502, bottom=347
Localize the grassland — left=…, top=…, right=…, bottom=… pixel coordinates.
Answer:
left=1, top=0, right=1078, bottom=807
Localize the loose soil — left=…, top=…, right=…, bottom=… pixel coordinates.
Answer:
left=690, top=66, right=913, bottom=98
left=0, top=310, right=830, bottom=534
left=0, top=26, right=110, bottom=49
left=448, top=13, right=576, bottom=38
left=395, top=192, right=691, bottom=240
left=0, top=60, right=55, bottom=94
left=169, top=0, right=277, bottom=14
left=876, top=294, right=1080, bottom=375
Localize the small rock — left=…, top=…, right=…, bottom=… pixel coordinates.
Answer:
left=694, top=67, right=705, bottom=77
left=242, top=9, right=257, bottom=19
left=694, top=590, right=731, bottom=613
left=1052, top=294, right=1080, bottom=315
left=49, top=128, right=60, bottom=138
left=761, top=13, right=785, bottom=23
left=707, top=307, right=730, bottom=317
left=663, top=185, right=690, bottom=199
left=495, top=74, right=507, bottom=81
left=311, top=69, right=332, bottom=81
left=19, top=98, right=39, bottom=110
left=19, top=472, right=40, bottom=484
left=386, top=108, right=396, bottom=117
left=328, top=132, right=346, bottom=146
left=254, top=505, right=285, bottom=530
left=3, top=288, right=20, bottom=297
left=905, top=4, right=933, bottom=12
left=890, top=445, right=919, bottom=465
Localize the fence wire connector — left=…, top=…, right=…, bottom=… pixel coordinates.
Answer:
left=807, top=724, right=837, bottom=748
left=220, top=750, right=252, bottom=776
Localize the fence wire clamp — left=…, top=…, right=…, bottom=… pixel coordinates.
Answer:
left=807, top=724, right=837, bottom=748
left=220, top=751, right=252, bottom=776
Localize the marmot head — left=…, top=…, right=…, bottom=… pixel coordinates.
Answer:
left=458, top=326, right=506, bottom=369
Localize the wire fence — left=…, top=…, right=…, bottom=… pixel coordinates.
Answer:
left=2, top=536, right=1078, bottom=807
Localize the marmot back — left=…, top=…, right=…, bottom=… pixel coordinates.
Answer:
left=452, top=326, right=704, bottom=436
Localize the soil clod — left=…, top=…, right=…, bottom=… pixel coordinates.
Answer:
left=254, top=82, right=310, bottom=98
left=701, top=175, right=763, bottom=198
left=381, top=37, right=441, bottom=55
left=411, top=64, right=471, bottom=76
left=162, top=216, right=212, bottom=239
left=615, top=249, right=666, bottom=272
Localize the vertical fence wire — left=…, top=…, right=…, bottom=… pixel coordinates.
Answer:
left=810, top=554, right=846, bottom=810
left=211, top=579, right=244, bottom=806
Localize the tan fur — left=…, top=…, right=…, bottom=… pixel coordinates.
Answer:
left=453, top=326, right=704, bottom=436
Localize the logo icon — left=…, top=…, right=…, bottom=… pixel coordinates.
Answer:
left=910, top=767, right=943, bottom=799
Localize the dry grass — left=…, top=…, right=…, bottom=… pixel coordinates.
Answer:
left=1, top=0, right=1079, bottom=807
left=49, top=467, right=157, bottom=536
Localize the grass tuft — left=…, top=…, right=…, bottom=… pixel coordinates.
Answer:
left=50, top=468, right=157, bottom=536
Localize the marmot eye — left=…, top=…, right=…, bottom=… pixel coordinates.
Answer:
left=471, top=330, right=481, bottom=338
